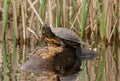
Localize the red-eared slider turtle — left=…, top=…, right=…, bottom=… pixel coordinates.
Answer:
left=42, top=24, right=85, bottom=67
left=42, top=24, right=84, bottom=46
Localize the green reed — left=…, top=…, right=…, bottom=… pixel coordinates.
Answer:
left=2, top=0, right=10, bottom=81
left=1, top=0, right=120, bottom=81
left=56, top=0, right=62, bottom=27
left=39, top=0, right=46, bottom=17
left=81, top=0, right=87, bottom=39
left=95, top=0, right=105, bottom=81
left=80, top=0, right=91, bottom=81
left=11, top=0, right=18, bottom=81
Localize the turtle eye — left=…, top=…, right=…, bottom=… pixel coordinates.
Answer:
left=51, top=40, right=57, bottom=44
left=51, top=40, right=54, bottom=43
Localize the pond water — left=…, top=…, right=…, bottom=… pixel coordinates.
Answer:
left=0, top=42, right=120, bottom=81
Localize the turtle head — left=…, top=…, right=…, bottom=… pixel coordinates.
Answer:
left=42, top=24, right=56, bottom=40
left=42, top=24, right=52, bottom=33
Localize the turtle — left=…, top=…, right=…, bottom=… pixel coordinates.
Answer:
left=42, top=24, right=84, bottom=69
left=42, top=24, right=84, bottom=46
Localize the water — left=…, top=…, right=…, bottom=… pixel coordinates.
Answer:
left=0, top=42, right=120, bottom=81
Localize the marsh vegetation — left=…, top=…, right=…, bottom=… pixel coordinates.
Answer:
left=1, top=0, right=120, bottom=81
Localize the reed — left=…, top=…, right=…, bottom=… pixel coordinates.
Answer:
left=80, top=0, right=91, bottom=81
left=2, top=0, right=10, bottom=81
left=11, top=0, right=18, bottom=81
left=95, top=1, right=105, bottom=81
left=1, top=0, right=120, bottom=81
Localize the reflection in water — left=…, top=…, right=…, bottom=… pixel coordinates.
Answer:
left=1, top=44, right=120, bottom=81
left=105, top=46, right=115, bottom=81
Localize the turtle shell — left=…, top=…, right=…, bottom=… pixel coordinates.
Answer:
left=51, top=28, right=84, bottom=44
